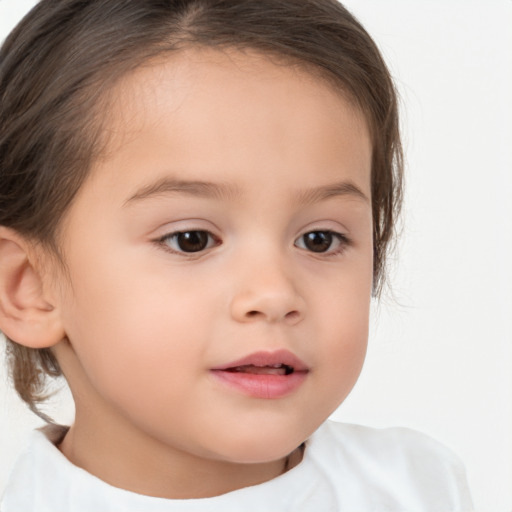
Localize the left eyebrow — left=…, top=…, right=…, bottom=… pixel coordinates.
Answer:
left=295, top=180, right=370, bottom=206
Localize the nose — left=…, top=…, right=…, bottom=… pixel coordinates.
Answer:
left=229, top=255, right=305, bottom=325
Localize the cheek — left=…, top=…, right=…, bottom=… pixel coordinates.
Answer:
left=312, top=312, right=368, bottom=416
left=59, top=260, right=214, bottom=405
left=311, top=261, right=372, bottom=391
left=322, top=299, right=369, bottom=375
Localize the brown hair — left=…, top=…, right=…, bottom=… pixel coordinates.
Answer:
left=0, top=0, right=403, bottom=420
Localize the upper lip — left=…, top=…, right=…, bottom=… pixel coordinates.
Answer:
left=211, top=349, right=309, bottom=372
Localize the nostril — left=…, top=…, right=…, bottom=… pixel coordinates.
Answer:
left=285, top=310, right=300, bottom=321
left=244, top=309, right=300, bottom=321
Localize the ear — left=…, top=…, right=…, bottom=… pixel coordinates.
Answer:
left=0, top=227, right=65, bottom=348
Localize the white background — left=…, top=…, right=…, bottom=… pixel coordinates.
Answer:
left=1, top=1, right=511, bottom=510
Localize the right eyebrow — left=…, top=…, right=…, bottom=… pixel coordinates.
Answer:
left=123, top=177, right=240, bottom=206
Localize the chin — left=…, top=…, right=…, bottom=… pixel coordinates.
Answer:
left=203, top=422, right=312, bottom=464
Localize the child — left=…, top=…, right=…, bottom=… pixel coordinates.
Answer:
left=0, top=0, right=473, bottom=510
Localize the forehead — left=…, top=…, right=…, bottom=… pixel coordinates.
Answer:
left=87, top=47, right=372, bottom=197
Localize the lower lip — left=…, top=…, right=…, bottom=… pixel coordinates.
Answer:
left=210, top=370, right=308, bottom=399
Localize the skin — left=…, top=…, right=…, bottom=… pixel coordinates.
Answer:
left=48, top=48, right=374, bottom=499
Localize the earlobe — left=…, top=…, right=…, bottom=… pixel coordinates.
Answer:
left=0, top=227, right=65, bottom=348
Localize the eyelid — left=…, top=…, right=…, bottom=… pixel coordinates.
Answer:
left=150, top=218, right=220, bottom=242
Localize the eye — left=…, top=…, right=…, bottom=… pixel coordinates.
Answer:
left=159, top=230, right=218, bottom=254
left=295, top=230, right=349, bottom=254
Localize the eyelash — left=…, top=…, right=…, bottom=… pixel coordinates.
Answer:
left=156, top=230, right=221, bottom=256
left=155, top=229, right=351, bottom=257
left=294, top=230, right=351, bottom=256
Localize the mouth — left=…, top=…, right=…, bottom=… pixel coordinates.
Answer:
left=210, top=350, right=309, bottom=399
left=224, top=363, right=295, bottom=376
left=212, top=349, right=308, bottom=373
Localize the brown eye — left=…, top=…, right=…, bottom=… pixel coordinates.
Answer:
left=302, top=231, right=333, bottom=252
left=295, top=230, right=349, bottom=255
left=163, top=230, right=215, bottom=253
left=177, top=231, right=209, bottom=252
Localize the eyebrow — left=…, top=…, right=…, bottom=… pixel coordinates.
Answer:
left=124, top=177, right=240, bottom=205
left=296, top=180, right=370, bottom=206
left=124, top=176, right=369, bottom=206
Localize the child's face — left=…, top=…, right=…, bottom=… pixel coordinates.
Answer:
left=53, top=49, right=373, bottom=468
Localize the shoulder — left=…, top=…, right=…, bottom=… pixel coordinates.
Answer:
left=319, top=420, right=461, bottom=464
left=305, top=420, right=474, bottom=511
left=1, top=426, right=71, bottom=512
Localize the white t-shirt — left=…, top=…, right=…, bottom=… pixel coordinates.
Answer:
left=1, top=420, right=473, bottom=511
